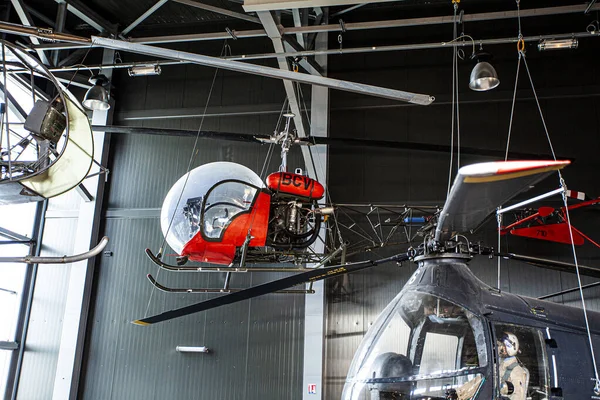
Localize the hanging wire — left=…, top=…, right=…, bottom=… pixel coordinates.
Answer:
left=259, top=98, right=289, bottom=180
left=296, top=81, right=346, bottom=252
left=521, top=56, right=558, bottom=161
left=64, top=41, right=96, bottom=91
left=504, top=55, right=521, bottom=161
left=496, top=208, right=502, bottom=290
left=559, top=177, right=600, bottom=394
left=144, top=41, right=228, bottom=318
left=455, top=35, right=461, bottom=171
left=446, top=3, right=459, bottom=196
left=503, top=0, right=600, bottom=391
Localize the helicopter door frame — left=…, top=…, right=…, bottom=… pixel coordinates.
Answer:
left=490, top=321, right=552, bottom=400
left=198, top=179, right=268, bottom=242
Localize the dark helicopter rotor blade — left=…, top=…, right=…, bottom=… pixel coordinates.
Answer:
left=96, top=125, right=272, bottom=143
left=93, top=126, right=573, bottom=161
left=499, top=252, right=600, bottom=279
left=435, top=160, right=570, bottom=242
left=132, top=252, right=410, bottom=326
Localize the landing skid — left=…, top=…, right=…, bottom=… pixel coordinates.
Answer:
left=145, top=248, right=318, bottom=273
left=146, top=274, right=315, bottom=295
left=145, top=244, right=345, bottom=273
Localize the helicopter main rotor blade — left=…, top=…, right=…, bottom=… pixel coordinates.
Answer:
left=132, top=252, right=409, bottom=326
left=435, top=160, right=570, bottom=242
left=95, top=125, right=573, bottom=161
left=499, top=252, right=600, bottom=279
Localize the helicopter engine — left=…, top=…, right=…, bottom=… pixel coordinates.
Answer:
left=265, top=171, right=325, bottom=249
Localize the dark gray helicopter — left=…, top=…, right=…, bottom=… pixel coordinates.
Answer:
left=342, top=160, right=600, bottom=400
left=133, top=159, right=600, bottom=399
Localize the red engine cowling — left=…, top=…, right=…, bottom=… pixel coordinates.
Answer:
left=266, top=172, right=325, bottom=200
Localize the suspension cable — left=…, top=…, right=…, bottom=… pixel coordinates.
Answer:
left=521, top=56, right=558, bottom=161
left=504, top=55, right=521, bottom=161
left=446, top=2, right=458, bottom=197
left=297, top=80, right=346, bottom=250
left=505, top=0, right=600, bottom=391
left=145, top=41, right=227, bottom=318
left=560, top=176, right=600, bottom=394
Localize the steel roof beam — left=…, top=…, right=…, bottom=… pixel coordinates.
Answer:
left=258, top=10, right=309, bottom=138
left=282, top=35, right=322, bottom=76
left=30, top=3, right=600, bottom=49
left=173, top=0, right=261, bottom=24
left=33, top=31, right=597, bottom=72
left=55, top=0, right=118, bottom=34
left=52, top=2, right=67, bottom=66
left=91, top=35, right=433, bottom=104
left=25, top=4, right=57, bottom=28
left=9, top=0, right=51, bottom=65
left=121, top=0, right=169, bottom=36
left=330, top=3, right=366, bottom=18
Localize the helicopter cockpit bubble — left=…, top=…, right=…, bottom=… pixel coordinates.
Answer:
left=161, top=162, right=264, bottom=255
left=342, top=292, right=487, bottom=400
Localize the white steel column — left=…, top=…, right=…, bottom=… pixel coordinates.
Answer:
left=303, top=17, right=328, bottom=400
left=51, top=49, right=113, bottom=400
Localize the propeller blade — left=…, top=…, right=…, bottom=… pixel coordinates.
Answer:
left=132, top=253, right=409, bottom=326
left=435, top=160, right=570, bottom=241
left=499, top=252, right=600, bottom=279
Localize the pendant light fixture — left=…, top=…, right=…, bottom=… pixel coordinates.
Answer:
left=469, top=51, right=500, bottom=92
left=82, top=74, right=111, bottom=111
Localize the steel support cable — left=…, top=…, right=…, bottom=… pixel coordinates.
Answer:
left=508, top=0, right=600, bottom=389
left=259, top=98, right=288, bottom=180
left=523, top=49, right=600, bottom=391
left=447, top=3, right=458, bottom=197
left=505, top=0, right=525, bottom=161
left=499, top=0, right=525, bottom=292
left=504, top=54, right=521, bottom=161
left=297, top=81, right=346, bottom=249
left=144, top=41, right=227, bottom=318
left=560, top=176, right=600, bottom=394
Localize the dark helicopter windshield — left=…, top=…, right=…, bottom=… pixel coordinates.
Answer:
left=342, top=291, right=488, bottom=400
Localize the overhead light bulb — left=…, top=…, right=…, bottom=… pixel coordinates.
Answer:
left=128, top=64, right=161, bottom=77
left=469, top=52, right=499, bottom=92
left=538, top=38, right=578, bottom=51
left=83, top=74, right=110, bottom=111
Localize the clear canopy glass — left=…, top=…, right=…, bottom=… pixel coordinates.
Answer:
left=343, top=291, right=488, bottom=400
left=161, top=162, right=264, bottom=254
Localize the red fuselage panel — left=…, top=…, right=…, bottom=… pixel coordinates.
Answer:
left=181, top=191, right=271, bottom=264
left=266, top=172, right=324, bottom=200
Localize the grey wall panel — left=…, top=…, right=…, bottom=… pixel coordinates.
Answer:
left=80, top=217, right=304, bottom=400
left=16, top=217, right=78, bottom=400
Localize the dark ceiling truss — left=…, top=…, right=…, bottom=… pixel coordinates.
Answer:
left=31, top=30, right=599, bottom=74
left=120, top=0, right=169, bottom=36
left=9, top=0, right=51, bottom=65
left=53, top=0, right=118, bottom=35
left=25, top=2, right=600, bottom=53
left=24, top=3, right=57, bottom=29
left=172, top=0, right=261, bottom=24
left=585, top=0, right=598, bottom=14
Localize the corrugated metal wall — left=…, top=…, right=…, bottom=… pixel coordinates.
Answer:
left=324, top=23, right=600, bottom=399
left=77, top=46, right=308, bottom=399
